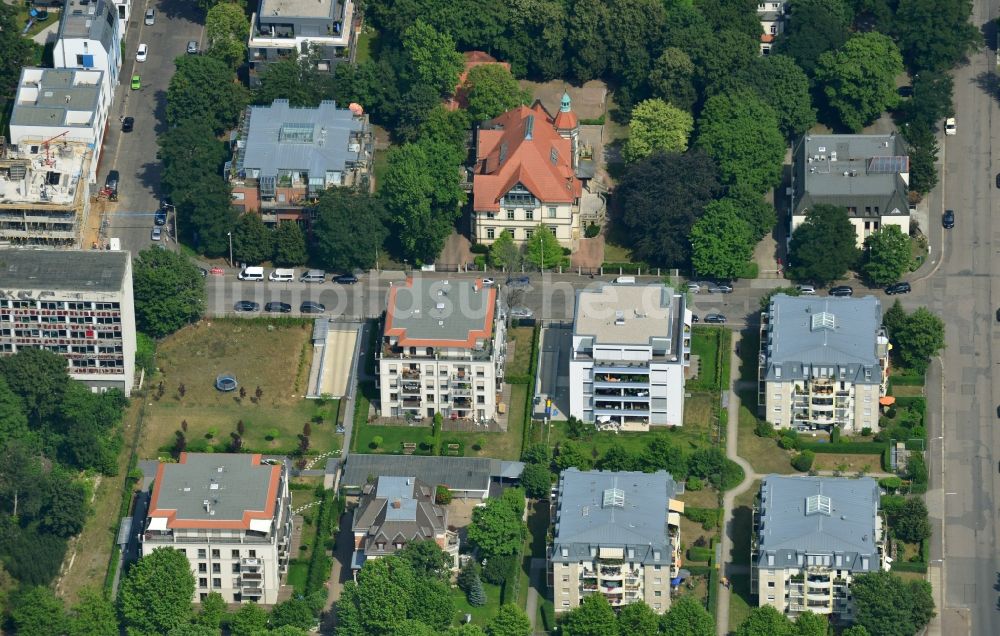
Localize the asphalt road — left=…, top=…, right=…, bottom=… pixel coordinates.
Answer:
left=99, top=0, right=204, bottom=254
left=932, top=0, right=1000, bottom=631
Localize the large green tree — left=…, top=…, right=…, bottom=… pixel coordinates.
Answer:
left=132, top=249, right=206, bottom=338
left=0, top=347, right=69, bottom=422
left=815, top=32, right=903, bottom=132
left=194, top=591, right=227, bottom=628
left=524, top=225, right=565, bottom=270
left=895, top=72, right=954, bottom=132
left=604, top=0, right=667, bottom=102
left=719, top=54, right=816, bottom=140
left=615, top=150, right=721, bottom=267
left=788, top=204, right=861, bottom=285
left=402, top=21, right=465, bottom=95
left=648, top=48, right=698, bottom=112
left=892, top=307, right=946, bottom=373
left=852, top=571, right=935, bottom=636
left=862, top=225, right=911, bottom=285
left=615, top=600, right=659, bottom=636
left=774, top=0, right=853, bottom=74
left=180, top=176, right=240, bottom=257
left=166, top=55, right=249, bottom=133
left=735, top=605, right=794, bottom=636
left=793, top=611, right=829, bottom=636
left=118, top=547, right=195, bottom=636
left=623, top=98, right=694, bottom=163
left=273, top=221, right=308, bottom=266
left=893, top=0, right=979, bottom=74
left=205, top=1, right=249, bottom=68
left=67, top=588, right=118, bottom=636
left=489, top=230, right=522, bottom=271
left=696, top=90, right=785, bottom=195
left=660, top=595, right=715, bottom=636
left=467, top=488, right=526, bottom=558
left=690, top=199, right=755, bottom=279
left=311, top=188, right=387, bottom=272
left=486, top=605, right=532, bottom=636
left=270, top=598, right=317, bottom=630
left=254, top=54, right=333, bottom=108
left=888, top=497, right=932, bottom=543
left=560, top=593, right=619, bottom=636
left=232, top=213, right=274, bottom=265
left=158, top=120, right=228, bottom=207
left=228, top=602, right=269, bottom=636
left=520, top=462, right=552, bottom=499
left=463, top=64, right=531, bottom=121
left=566, top=0, right=610, bottom=82
left=10, top=586, right=66, bottom=636
left=0, top=3, right=35, bottom=101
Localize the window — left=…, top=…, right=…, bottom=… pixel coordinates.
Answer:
left=768, top=581, right=776, bottom=588
left=199, top=563, right=207, bottom=573
left=525, top=210, right=534, bottom=221
left=548, top=207, right=557, bottom=218
left=486, top=228, right=495, bottom=240
left=562, top=588, right=569, bottom=595
left=773, top=406, right=782, bottom=412
left=654, top=603, right=662, bottom=610
left=770, top=24, right=777, bottom=34
left=863, top=408, right=872, bottom=416
left=212, top=564, right=221, bottom=573
left=562, top=575, right=569, bottom=582
left=548, top=226, right=557, bottom=236
left=525, top=229, right=534, bottom=239
left=507, top=210, right=516, bottom=220
left=211, top=549, right=220, bottom=558
left=562, top=601, right=570, bottom=607
left=654, top=578, right=662, bottom=585
left=232, top=550, right=240, bottom=558
left=654, top=590, right=662, bottom=597
left=486, top=212, right=495, bottom=219
left=199, top=578, right=208, bottom=588
left=198, top=549, right=207, bottom=558
left=249, top=550, right=256, bottom=557
left=176, top=549, right=186, bottom=556
left=773, top=393, right=781, bottom=399
left=767, top=595, right=775, bottom=601
left=213, top=578, right=222, bottom=588
left=232, top=563, right=240, bottom=573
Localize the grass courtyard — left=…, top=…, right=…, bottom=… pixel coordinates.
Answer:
left=139, top=320, right=342, bottom=458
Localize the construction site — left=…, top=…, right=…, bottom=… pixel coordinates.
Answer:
left=0, top=134, right=94, bottom=248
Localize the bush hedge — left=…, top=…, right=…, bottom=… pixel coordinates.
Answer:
left=685, top=507, right=722, bottom=530
left=891, top=560, right=928, bottom=573
left=799, top=441, right=888, bottom=455
left=687, top=546, right=713, bottom=563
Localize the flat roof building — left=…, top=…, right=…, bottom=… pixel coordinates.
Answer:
left=752, top=475, right=885, bottom=618
left=228, top=100, right=372, bottom=225
left=758, top=294, right=889, bottom=432
left=143, top=453, right=292, bottom=604
left=54, top=0, right=123, bottom=107
left=0, top=249, right=135, bottom=394
left=550, top=468, right=684, bottom=614
left=791, top=134, right=910, bottom=247
left=377, top=278, right=505, bottom=423
left=569, top=284, right=691, bottom=430
left=340, top=454, right=524, bottom=500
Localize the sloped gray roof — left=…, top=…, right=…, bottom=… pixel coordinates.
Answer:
left=551, top=469, right=678, bottom=565
left=238, top=99, right=365, bottom=179
left=763, top=295, right=884, bottom=384
left=756, top=475, right=880, bottom=572
left=341, top=455, right=523, bottom=493
left=351, top=476, right=447, bottom=558
left=793, top=134, right=909, bottom=219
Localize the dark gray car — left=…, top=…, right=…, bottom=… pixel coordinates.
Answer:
left=300, top=301, right=325, bottom=314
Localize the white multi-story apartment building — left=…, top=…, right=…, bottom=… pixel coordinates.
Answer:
left=0, top=249, right=135, bottom=394
left=248, top=0, right=357, bottom=86
left=377, top=278, right=505, bottom=422
left=758, top=295, right=889, bottom=433
left=53, top=0, right=123, bottom=107
left=9, top=67, right=110, bottom=183
left=142, top=453, right=292, bottom=605
left=752, top=475, right=886, bottom=619
left=757, top=1, right=787, bottom=55
left=550, top=468, right=684, bottom=614
left=471, top=94, right=583, bottom=249
left=569, top=284, right=691, bottom=430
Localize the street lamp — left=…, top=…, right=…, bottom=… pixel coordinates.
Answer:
left=227, top=232, right=233, bottom=267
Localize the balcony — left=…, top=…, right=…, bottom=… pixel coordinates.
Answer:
left=402, top=368, right=420, bottom=379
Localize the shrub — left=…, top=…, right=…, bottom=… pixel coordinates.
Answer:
left=370, top=435, right=383, bottom=449
left=474, top=254, right=487, bottom=268
left=778, top=435, right=797, bottom=450
left=585, top=222, right=601, bottom=238
left=482, top=554, right=516, bottom=585
left=792, top=450, right=815, bottom=472
left=686, top=476, right=704, bottom=491
left=830, top=427, right=841, bottom=444
left=862, top=427, right=873, bottom=436
left=265, top=428, right=279, bottom=441
left=755, top=420, right=775, bottom=438
left=470, top=243, right=489, bottom=254
left=684, top=507, right=720, bottom=530
left=435, top=485, right=452, bottom=505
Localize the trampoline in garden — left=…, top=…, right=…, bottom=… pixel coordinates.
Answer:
left=215, top=374, right=238, bottom=392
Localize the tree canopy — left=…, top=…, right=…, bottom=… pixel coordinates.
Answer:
left=273, top=221, right=308, bottom=267
left=623, top=99, right=694, bottom=163
left=862, top=225, right=912, bottom=285
left=774, top=0, right=853, bottom=75
left=205, top=1, right=249, bottom=68
left=132, top=249, right=206, bottom=337
left=524, top=225, right=565, bottom=270
left=660, top=595, right=715, bottom=636
left=166, top=55, right=249, bottom=133
left=467, top=488, right=527, bottom=558
left=559, top=594, right=619, bottom=636
left=485, top=604, right=532, bottom=636
left=0, top=4, right=35, bottom=102
left=311, top=188, right=387, bottom=273
left=463, top=64, right=531, bottom=121
left=118, top=547, right=195, bottom=636
left=890, top=307, right=946, bottom=373
left=690, top=199, right=755, bottom=279
left=402, top=21, right=465, bottom=95
left=852, top=571, right=936, bottom=636
left=788, top=204, right=861, bottom=285
left=893, top=0, right=979, bottom=74
left=815, top=32, right=903, bottom=132
left=232, top=213, right=274, bottom=265
left=735, top=605, right=794, bottom=636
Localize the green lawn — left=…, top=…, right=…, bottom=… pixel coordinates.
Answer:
left=728, top=571, right=753, bottom=632
left=737, top=329, right=761, bottom=383
left=286, top=560, right=308, bottom=594
left=451, top=581, right=503, bottom=626
left=372, top=148, right=389, bottom=193
left=356, top=28, right=378, bottom=64
left=736, top=390, right=795, bottom=475
left=689, top=327, right=730, bottom=391
left=508, top=327, right=535, bottom=377
left=14, top=4, right=58, bottom=38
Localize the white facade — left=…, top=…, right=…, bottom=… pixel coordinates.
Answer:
left=473, top=200, right=578, bottom=246
left=114, top=0, right=131, bottom=35
left=53, top=0, right=123, bottom=108
left=569, top=285, right=690, bottom=430
left=790, top=213, right=910, bottom=249
left=757, top=1, right=786, bottom=55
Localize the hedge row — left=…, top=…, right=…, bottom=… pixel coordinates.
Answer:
left=685, top=564, right=713, bottom=576
left=685, top=507, right=722, bottom=530
left=687, top=546, right=714, bottom=563
left=890, top=373, right=925, bottom=386
left=799, top=441, right=888, bottom=455
left=305, top=489, right=338, bottom=595
left=506, top=374, right=533, bottom=385
left=891, top=560, right=928, bottom=573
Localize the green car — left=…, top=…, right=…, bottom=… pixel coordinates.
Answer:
left=130, top=75, right=140, bottom=90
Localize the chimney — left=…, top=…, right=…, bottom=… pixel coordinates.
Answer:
left=392, top=499, right=402, bottom=509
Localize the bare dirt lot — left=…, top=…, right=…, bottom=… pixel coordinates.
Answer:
left=518, top=79, right=608, bottom=120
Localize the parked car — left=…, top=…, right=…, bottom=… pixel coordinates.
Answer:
left=150, top=227, right=161, bottom=241
left=943, top=209, right=955, bottom=229
left=186, top=40, right=199, bottom=54
left=234, top=301, right=259, bottom=312
left=945, top=117, right=956, bottom=135
left=300, top=301, right=326, bottom=314
left=996, top=307, right=1000, bottom=322
left=264, top=302, right=292, bottom=313
left=506, top=275, right=531, bottom=287
left=687, top=281, right=718, bottom=294
left=144, top=9, right=154, bottom=24
left=996, top=173, right=1000, bottom=188
left=481, top=277, right=496, bottom=287
left=690, top=314, right=700, bottom=323
left=198, top=268, right=208, bottom=277
left=829, top=286, right=854, bottom=297
left=333, top=273, right=359, bottom=284
left=897, top=85, right=914, bottom=97
left=104, top=170, right=119, bottom=192
left=703, top=314, right=727, bottom=324
left=154, top=209, right=167, bottom=226
left=796, top=284, right=816, bottom=295
left=130, top=75, right=141, bottom=90
left=885, top=282, right=912, bottom=295
left=136, top=43, right=147, bottom=62
left=121, top=116, right=133, bottom=132
left=509, top=307, right=533, bottom=318
left=710, top=283, right=734, bottom=294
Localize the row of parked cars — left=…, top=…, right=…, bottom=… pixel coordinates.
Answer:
left=237, top=267, right=359, bottom=284
left=234, top=301, right=326, bottom=314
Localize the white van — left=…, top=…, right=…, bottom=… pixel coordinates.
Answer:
left=614, top=276, right=636, bottom=284
left=269, top=268, right=295, bottom=282
left=238, top=266, right=264, bottom=281
left=300, top=269, right=326, bottom=283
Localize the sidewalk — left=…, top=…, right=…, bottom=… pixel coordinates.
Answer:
left=716, top=334, right=760, bottom=636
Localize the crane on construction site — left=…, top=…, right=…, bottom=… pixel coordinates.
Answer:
left=41, top=131, right=69, bottom=166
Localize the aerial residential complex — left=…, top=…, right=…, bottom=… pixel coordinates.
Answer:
left=248, top=0, right=357, bottom=85
left=0, top=249, right=136, bottom=395
left=569, top=284, right=691, bottom=430
left=758, top=294, right=889, bottom=432
left=752, top=475, right=885, bottom=619
left=549, top=468, right=684, bottom=614
left=377, top=278, right=505, bottom=422
left=228, top=99, right=373, bottom=226
left=790, top=133, right=911, bottom=247
left=142, top=454, right=292, bottom=605
left=350, top=475, right=459, bottom=573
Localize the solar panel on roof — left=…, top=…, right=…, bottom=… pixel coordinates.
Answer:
left=867, top=156, right=908, bottom=174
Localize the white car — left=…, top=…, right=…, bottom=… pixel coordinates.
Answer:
left=136, top=43, right=148, bottom=62
left=481, top=277, right=496, bottom=287
left=945, top=117, right=956, bottom=135
left=796, top=284, right=816, bottom=295
left=144, top=9, right=154, bottom=25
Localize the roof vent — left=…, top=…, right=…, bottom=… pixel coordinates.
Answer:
left=602, top=487, right=625, bottom=508
left=614, top=311, right=625, bottom=326
left=805, top=494, right=831, bottom=516
left=811, top=311, right=835, bottom=331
